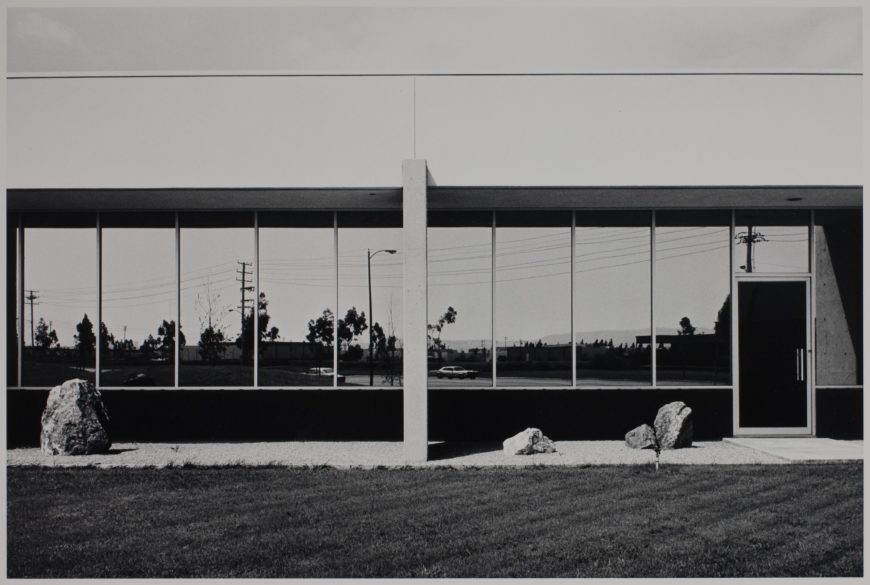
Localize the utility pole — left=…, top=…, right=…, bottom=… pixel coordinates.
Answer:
left=746, top=226, right=754, bottom=273
left=24, top=290, right=39, bottom=347
left=736, top=226, right=767, bottom=273
left=236, top=261, right=254, bottom=334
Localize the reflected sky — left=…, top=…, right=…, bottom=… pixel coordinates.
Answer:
left=338, top=228, right=403, bottom=344
left=24, top=228, right=96, bottom=347
left=496, top=227, right=571, bottom=345
left=428, top=227, right=491, bottom=347
left=102, top=228, right=175, bottom=344
left=18, top=214, right=816, bottom=354
left=656, top=226, right=729, bottom=333
left=180, top=228, right=253, bottom=342
left=260, top=228, right=334, bottom=344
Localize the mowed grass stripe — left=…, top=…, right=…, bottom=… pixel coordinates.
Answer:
left=7, top=465, right=862, bottom=578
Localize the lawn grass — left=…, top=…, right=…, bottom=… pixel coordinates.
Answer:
left=7, top=464, right=862, bottom=578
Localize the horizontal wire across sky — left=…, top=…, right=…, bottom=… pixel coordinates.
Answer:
left=27, top=227, right=806, bottom=308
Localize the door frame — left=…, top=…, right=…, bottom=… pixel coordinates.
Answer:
left=732, top=274, right=813, bottom=436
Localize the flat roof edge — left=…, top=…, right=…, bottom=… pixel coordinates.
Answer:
left=6, top=186, right=862, bottom=212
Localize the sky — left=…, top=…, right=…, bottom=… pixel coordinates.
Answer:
left=6, top=6, right=862, bottom=74
left=5, top=6, right=848, bottom=349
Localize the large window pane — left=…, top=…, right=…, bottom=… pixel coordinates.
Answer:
left=338, top=213, right=403, bottom=386
left=100, top=214, right=176, bottom=387
left=428, top=212, right=492, bottom=388
left=815, top=210, right=862, bottom=385
left=259, top=212, right=336, bottom=386
left=655, top=212, right=731, bottom=386
left=575, top=212, right=651, bottom=386
left=7, top=214, right=19, bottom=387
left=735, top=210, right=809, bottom=273
left=496, top=212, right=572, bottom=387
left=179, top=213, right=254, bottom=387
left=22, top=215, right=96, bottom=387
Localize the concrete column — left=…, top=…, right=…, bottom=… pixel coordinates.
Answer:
left=402, top=159, right=428, bottom=462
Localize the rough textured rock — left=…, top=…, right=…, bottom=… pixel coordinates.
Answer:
left=503, top=428, right=557, bottom=455
left=41, top=379, right=111, bottom=455
left=625, top=424, right=658, bottom=450
left=653, top=401, right=693, bottom=449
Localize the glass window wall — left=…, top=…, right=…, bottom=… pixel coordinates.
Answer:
left=179, top=213, right=255, bottom=387
left=735, top=210, right=809, bottom=274
left=655, top=211, right=731, bottom=386
left=258, top=212, right=336, bottom=386
left=21, top=214, right=97, bottom=387
left=337, top=212, right=403, bottom=386
left=574, top=212, right=651, bottom=386
left=428, top=212, right=493, bottom=387
left=100, top=213, right=177, bottom=387
left=496, top=211, right=572, bottom=386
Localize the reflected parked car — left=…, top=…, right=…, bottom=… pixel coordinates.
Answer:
left=305, top=367, right=346, bottom=384
left=429, top=366, right=478, bottom=379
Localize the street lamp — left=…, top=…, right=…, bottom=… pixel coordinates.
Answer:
left=368, top=248, right=397, bottom=386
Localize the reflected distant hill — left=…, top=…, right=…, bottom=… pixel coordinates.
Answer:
left=442, top=326, right=715, bottom=351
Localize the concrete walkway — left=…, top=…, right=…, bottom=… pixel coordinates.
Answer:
left=724, top=437, right=864, bottom=463
left=7, top=438, right=863, bottom=468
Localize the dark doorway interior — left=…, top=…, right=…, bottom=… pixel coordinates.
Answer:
left=738, top=281, right=808, bottom=429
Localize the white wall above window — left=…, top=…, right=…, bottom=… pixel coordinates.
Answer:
left=415, top=75, right=861, bottom=187
left=8, top=74, right=860, bottom=188
left=7, top=76, right=413, bottom=189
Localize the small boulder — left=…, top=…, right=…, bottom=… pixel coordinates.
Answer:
left=625, top=424, right=658, bottom=450
left=503, top=427, right=557, bottom=455
left=41, top=379, right=111, bottom=455
left=653, top=401, right=693, bottom=449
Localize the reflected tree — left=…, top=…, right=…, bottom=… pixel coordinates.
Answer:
left=198, top=325, right=226, bottom=363
left=100, top=322, right=115, bottom=354
left=74, top=314, right=96, bottom=367
left=237, top=292, right=280, bottom=364
left=306, top=308, right=335, bottom=369
left=195, top=282, right=229, bottom=364
left=679, top=317, right=696, bottom=336
left=34, top=318, right=58, bottom=351
left=337, top=307, right=367, bottom=358
left=427, top=306, right=457, bottom=359
left=714, top=295, right=731, bottom=339
left=138, top=320, right=184, bottom=361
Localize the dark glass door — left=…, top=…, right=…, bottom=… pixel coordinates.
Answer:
left=738, top=281, right=808, bottom=429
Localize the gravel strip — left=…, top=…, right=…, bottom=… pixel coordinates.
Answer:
left=7, top=440, right=791, bottom=468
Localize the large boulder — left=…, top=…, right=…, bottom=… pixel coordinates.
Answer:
left=41, top=379, right=111, bottom=455
left=653, top=401, right=693, bottom=449
left=503, top=428, right=557, bottom=455
left=625, top=424, right=658, bottom=450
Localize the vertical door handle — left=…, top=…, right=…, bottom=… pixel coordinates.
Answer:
left=795, top=348, right=805, bottom=382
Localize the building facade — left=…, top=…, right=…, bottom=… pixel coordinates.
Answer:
left=5, top=7, right=863, bottom=460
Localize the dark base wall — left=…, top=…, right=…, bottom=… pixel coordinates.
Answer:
left=816, top=387, right=863, bottom=439
left=8, top=387, right=860, bottom=447
left=429, top=389, right=733, bottom=441
left=7, top=390, right=403, bottom=448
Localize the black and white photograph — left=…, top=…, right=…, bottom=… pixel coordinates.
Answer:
left=3, top=2, right=864, bottom=579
